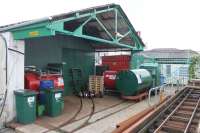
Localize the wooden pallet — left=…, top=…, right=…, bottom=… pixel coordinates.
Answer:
left=89, top=75, right=104, bottom=97
left=121, top=91, right=148, bottom=102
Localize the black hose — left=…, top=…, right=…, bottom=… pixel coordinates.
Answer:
left=8, top=48, right=24, bottom=55
left=82, top=96, right=95, bottom=124
left=44, top=69, right=95, bottom=133
left=0, top=34, right=8, bottom=119
left=69, top=90, right=96, bottom=132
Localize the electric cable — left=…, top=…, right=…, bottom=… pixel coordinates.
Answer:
left=0, top=34, right=8, bottom=119
left=43, top=68, right=95, bottom=133
left=0, top=35, right=24, bottom=131
left=8, top=48, right=24, bottom=55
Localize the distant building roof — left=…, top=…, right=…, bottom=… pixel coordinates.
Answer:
left=137, top=48, right=199, bottom=59
left=135, top=48, right=199, bottom=64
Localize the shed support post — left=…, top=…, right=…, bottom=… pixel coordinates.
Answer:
left=115, top=9, right=118, bottom=40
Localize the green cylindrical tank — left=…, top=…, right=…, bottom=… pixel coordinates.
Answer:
left=116, top=69, right=152, bottom=96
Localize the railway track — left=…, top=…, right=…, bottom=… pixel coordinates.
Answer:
left=139, top=87, right=200, bottom=133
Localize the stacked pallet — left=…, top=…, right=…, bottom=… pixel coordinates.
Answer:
left=89, top=75, right=104, bottom=97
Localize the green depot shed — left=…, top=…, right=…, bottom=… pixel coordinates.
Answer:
left=0, top=4, right=145, bottom=96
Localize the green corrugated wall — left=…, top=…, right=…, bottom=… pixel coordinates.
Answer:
left=62, top=49, right=94, bottom=95
left=130, top=54, right=155, bottom=69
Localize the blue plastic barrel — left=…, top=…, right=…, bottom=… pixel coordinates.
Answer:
left=40, top=80, right=54, bottom=89
left=39, top=80, right=54, bottom=104
left=39, top=92, right=46, bottom=105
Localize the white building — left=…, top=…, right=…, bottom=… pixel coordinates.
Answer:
left=136, top=48, right=199, bottom=84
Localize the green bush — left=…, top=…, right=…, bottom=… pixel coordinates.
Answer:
left=189, top=56, right=200, bottom=79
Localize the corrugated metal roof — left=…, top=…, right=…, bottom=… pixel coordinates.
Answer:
left=0, top=4, right=145, bottom=47
left=136, top=48, right=199, bottom=59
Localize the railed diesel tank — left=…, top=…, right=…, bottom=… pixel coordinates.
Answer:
left=116, top=69, right=152, bottom=96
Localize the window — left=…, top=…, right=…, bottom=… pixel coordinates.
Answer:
left=179, top=66, right=188, bottom=77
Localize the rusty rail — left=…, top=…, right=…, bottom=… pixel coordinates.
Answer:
left=114, top=86, right=200, bottom=133
left=184, top=96, right=200, bottom=133
left=152, top=88, right=200, bottom=133
left=153, top=90, right=191, bottom=132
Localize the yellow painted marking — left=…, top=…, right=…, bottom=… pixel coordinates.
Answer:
left=29, top=31, right=39, bottom=37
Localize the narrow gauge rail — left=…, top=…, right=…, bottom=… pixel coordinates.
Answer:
left=137, top=87, right=200, bottom=133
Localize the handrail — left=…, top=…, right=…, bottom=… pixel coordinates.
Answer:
left=148, top=76, right=185, bottom=107
left=148, top=85, right=166, bottom=106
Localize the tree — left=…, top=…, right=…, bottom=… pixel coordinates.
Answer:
left=189, top=56, right=200, bottom=79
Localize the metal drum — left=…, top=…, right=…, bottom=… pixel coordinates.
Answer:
left=116, top=69, right=152, bottom=96
left=103, top=71, right=117, bottom=90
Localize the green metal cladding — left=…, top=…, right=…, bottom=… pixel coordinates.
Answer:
left=130, top=54, right=156, bottom=69
left=62, top=49, right=95, bottom=95
left=139, top=63, right=160, bottom=87
left=12, top=22, right=55, bottom=40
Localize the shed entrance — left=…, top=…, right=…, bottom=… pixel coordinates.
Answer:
left=0, top=4, right=145, bottom=96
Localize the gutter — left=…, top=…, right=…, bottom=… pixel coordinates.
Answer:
left=0, top=17, right=52, bottom=33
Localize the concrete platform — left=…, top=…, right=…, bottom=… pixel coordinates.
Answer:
left=15, top=124, right=48, bottom=133
left=9, top=87, right=177, bottom=133
left=0, top=128, right=15, bottom=133
left=74, top=96, right=160, bottom=133
left=71, top=86, right=179, bottom=133
left=60, top=101, right=134, bottom=132
left=35, top=95, right=124, bottom=129
left=9, top=95, right=124, bottom=132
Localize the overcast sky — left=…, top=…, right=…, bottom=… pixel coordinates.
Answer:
left=0, top=0, right=200, bottom=51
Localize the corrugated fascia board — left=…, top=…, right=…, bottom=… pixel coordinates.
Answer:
left=0, top=3, right=145, bottom=48
left=0, top=17, right=51, bottom=33
left=51, top=3, right=116, bottom=21
left=0, top=4, right=116, bottom=32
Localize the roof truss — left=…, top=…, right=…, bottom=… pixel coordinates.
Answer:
left=10, top=4, right=144, bottom=50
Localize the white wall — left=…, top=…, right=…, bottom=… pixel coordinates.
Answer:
left=160, top=64, right=189, bottom=84
left=0, top=36, right=6, bottom=95
left=0, top=32, right=24, bottom=123
left=0, top=35, right=7, bottom=127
